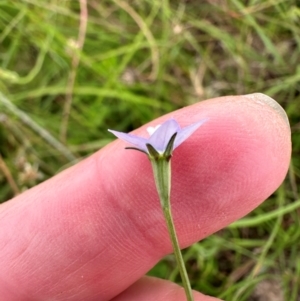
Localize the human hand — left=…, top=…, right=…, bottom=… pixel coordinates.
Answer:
left=0, top=93, right=291, bottom=301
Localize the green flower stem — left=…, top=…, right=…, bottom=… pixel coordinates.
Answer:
left=150, top=157, right=194, bottom=301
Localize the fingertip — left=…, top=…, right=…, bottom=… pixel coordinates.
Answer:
left=242, top=93, right=290, bottom=127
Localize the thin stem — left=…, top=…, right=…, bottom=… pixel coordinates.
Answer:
left=163, top=206, right=194, bottom=301
left=60, top=0, right=88, bottom=143
left=0, top=154, right=20, bottom=196
left=112, top=0, right=159, bottom=81
left=150, top=158, right=194, bottom=301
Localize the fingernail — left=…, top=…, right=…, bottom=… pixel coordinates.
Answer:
left=244, top=93, right=290, bottom=127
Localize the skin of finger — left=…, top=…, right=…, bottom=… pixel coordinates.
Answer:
left=111, top=276, right=222, bottom=301
left=0, top=95, right=291, bottom=301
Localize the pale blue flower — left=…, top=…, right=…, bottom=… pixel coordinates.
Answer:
left=108, top=118, right=207, bottom=156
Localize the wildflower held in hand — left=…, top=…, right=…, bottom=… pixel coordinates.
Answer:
left=108, top=117, right=208, bottom=301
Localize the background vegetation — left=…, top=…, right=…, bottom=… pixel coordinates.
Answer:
left=1, top=1, right=300, bottom=300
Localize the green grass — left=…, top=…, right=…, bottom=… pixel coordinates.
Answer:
left=1, top=0, right=300, bottom=300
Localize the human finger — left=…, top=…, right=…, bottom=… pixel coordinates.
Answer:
left=0, top=93, right=291, bottom=301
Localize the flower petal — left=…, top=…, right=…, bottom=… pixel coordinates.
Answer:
left=174, top=118, right=208, bottom=149
left=146, top=125, right=161, bottom=135
left=147, top=119, right=181, bottom=152
left=108, top=130, right=148, bottom=152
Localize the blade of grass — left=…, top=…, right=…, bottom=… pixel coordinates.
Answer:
left=229, top=197, right=300, bottom=228
left=0, top=92, right=76, bottom=161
